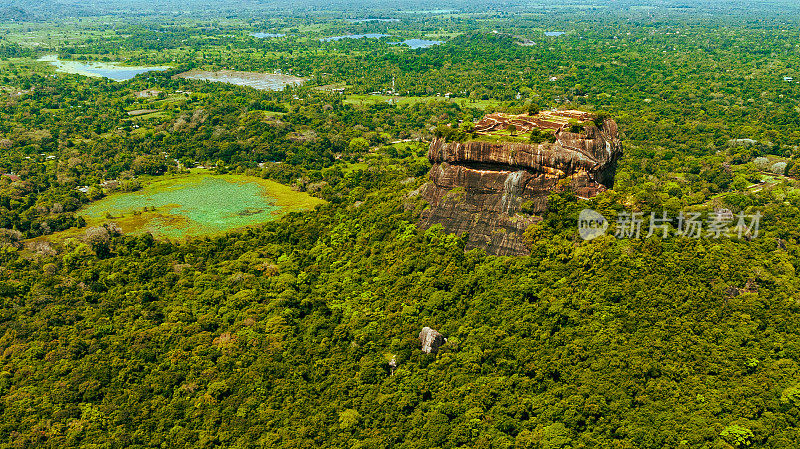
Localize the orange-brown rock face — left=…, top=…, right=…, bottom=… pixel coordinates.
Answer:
left=419, top=112, right=622, bottom=256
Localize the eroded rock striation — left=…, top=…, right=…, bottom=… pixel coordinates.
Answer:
left=418, top=111, right=622, bottom=255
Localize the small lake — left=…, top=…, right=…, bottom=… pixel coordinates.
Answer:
left=545, top=31, right=566, bottom=37
left=174, top=69, right=305, bottom=91
left=250, top=32, right=286, bottom=38
left=398, top=39, right=443, bottom=49
left=402, top=9, right=457, bottom=14
left=321, top=33, right=390, bottom=42
left=347, top=18, right=400, bottom=23
left=38, top=55, right=169, bottom=81
left=80, top=174, right=323, bottom=239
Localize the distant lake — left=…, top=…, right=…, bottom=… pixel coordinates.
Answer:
left=174, top=69, right=305, bottom=91
left=38, top=55, right=169, bottom=81
left=545, top=31, right=566, bottom=37
left=398, top=39, right=443, bottom=49
left=321, top=34, right=390, bottom=42
left=250, top=32, right=286, bottom=38
left=402, top=9, right=457, bottom=14
left=347, top=18, right=399, bottom=23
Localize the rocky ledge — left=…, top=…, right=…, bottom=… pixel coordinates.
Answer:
left=418, top=111, right=622, bottom=256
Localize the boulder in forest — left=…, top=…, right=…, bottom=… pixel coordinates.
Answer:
left=419, top=327, right=444, bottom=354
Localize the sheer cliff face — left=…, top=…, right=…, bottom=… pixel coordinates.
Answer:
left=419, top=115, right=622, bottom=256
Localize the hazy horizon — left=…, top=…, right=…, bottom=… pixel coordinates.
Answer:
left=4, top=0, right=800, bottom=20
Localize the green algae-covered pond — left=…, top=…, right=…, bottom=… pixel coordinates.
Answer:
left=79, top=174, right=324, bottom=239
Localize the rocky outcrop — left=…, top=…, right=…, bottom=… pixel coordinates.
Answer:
left=419, top=327, right=445, bottom=354
left=418, top=112, right=622, bottom=256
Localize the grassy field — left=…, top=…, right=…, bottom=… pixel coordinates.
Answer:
left=472, top=128, right=534, bottom=143
left=30, top=171, right=325, bottom=243
left=335, top=141, right=428, bottom=173
left=337, top=160, right=370, bottom=173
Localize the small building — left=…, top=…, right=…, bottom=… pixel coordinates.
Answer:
left=785, top=76, right=794, bottom=82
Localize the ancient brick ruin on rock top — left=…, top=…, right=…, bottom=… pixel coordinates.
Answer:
left=418, top=109, right=623, bottom=256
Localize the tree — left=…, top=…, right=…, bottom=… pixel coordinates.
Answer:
left=339, top=409, right=361, bottom=430
left=348, top=137, right=369, bottom=154
left=86, top=186, right=104, bottom=201
left=720, top=425, right=754, bottom=447
left=0, top=228, right=22, bottom=248
left=131, top=154, right=168, bottom=175
left=83, top=223, right=121, bottom=257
